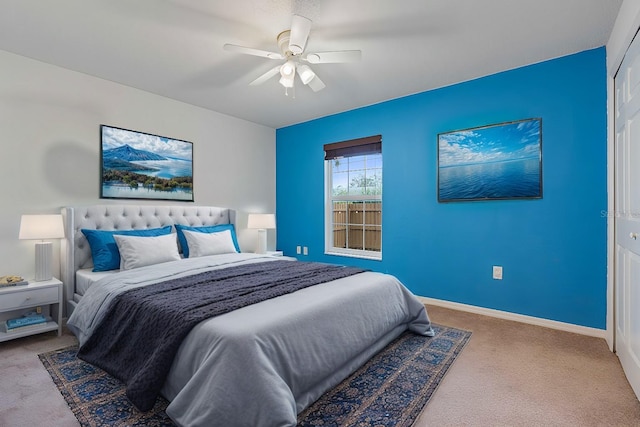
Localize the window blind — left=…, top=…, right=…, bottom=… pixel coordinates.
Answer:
left=324, top=135, right=382, bottom=160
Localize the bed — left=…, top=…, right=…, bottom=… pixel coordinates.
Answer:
left=62, top=205, right=433, bottom=427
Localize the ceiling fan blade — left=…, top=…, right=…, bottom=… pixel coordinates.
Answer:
left=224, top=44, right=283, bottom=60
left=305, top=50, right=362, bottom=64
left=289, top=14, right=312, bottom=55
left=249, top=65, right=282, bottom=86
left=307, top=73, right=326, bottom=92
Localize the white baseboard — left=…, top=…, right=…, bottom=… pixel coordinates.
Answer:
left=419, top=296, right=607, bottom=339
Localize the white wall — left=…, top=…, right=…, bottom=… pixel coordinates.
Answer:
left=0, top=49, right=276, bottom=280
left=605, top=0, right=640, bottom=350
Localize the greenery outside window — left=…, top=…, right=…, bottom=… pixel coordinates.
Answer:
left=324, top=135, right=382, bottom=260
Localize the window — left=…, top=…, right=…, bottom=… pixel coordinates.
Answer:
left=324, top=135, right=382, bottom=260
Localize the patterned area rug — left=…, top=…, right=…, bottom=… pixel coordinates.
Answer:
left=39, top=324, right=470, bottom=427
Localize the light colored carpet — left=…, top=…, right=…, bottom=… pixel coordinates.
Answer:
left=417, top=305, right=640, bottom=426
left=0, top=305, right=639, bottom=426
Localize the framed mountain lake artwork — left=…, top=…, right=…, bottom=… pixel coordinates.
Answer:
left=437, top=118, right=542, bottom=202
left=100, top=125, right=194, bottom=201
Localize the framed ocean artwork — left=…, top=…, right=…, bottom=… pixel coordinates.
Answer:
left=100, top=125, right=194, bottom=201
left=437, top=118, right=542, bottom=202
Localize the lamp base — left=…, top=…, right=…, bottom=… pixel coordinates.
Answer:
left=34, top=241, right=53, bottom=281
left=256, top=229, right=267, bottom=254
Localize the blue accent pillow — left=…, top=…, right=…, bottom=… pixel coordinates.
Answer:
left=81, top=226, right=173, bottom=272
left=174, top=224, right=240, bottom=258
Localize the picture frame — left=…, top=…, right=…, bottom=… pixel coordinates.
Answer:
left=437, top=118, right=542, bottom=202
left=100, top=125, right=194, bottom=201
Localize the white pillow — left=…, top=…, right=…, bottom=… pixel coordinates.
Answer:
left=113, top=233, right=181, bottom=270
left=182, top=229, right=238, bottom=258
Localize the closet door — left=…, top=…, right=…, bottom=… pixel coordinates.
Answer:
left=615, top=30, right=640, bottom=399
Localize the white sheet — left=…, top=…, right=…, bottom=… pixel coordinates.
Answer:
left=67, top=253, right=432, bottom=427
left=75, top=268, right=117, bottom=296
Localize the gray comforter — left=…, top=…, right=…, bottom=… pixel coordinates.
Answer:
left=67, top=253, right=433, bottom=427
left=77, top=260, right=366, bottom=411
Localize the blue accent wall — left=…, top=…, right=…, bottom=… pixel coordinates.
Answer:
left=276, top=47, right=607, bottom=329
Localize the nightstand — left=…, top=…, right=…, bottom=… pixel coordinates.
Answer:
left=0, top=277, right=63, bottom=342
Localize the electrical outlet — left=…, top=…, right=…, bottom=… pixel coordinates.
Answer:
left=296, top=246, right=302, bottom=255
left=303, top=246, right=308, bottom=256
left=36, top=306, right=42, bottom=314
left=492, top=266, right=503, bottom=280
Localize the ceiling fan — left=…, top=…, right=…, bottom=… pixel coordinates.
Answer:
left=223, top=14, right=361, bottom=95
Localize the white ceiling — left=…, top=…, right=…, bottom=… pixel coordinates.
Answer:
left=0, top=0, right=623, bottom=129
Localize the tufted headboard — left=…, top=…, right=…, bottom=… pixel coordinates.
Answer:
left=60, top=205, right=236, bottom=316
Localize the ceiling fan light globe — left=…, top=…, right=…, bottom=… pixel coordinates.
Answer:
left=298, top=64, right=316, bottom=85
left=279, top=74, right=294, bottom=88
left=280, top=60, right=296, bottom=78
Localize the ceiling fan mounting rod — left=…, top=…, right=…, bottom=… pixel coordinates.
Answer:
left=277, top=30, right=300, bottom=58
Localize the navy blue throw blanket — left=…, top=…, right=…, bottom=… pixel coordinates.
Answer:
left=77, top=260, right=366, bottom=411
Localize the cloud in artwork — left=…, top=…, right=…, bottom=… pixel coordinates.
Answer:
left=438, top=119, right=540, bottom=167
left=102, top=126, right=192, bottom=160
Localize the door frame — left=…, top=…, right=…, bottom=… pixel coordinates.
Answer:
left=607, top=1, right=640, bottom=352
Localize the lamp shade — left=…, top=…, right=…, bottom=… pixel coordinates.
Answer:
left=247, top=214, right=276, bottom=230
left=19, top=214, right=65, bottom=240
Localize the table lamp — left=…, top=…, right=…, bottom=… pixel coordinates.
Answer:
left=247, top=213, right=275, bottom=254
left=19, top=214, right=65, bottom=281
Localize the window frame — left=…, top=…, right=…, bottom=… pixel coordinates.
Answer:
left=324, top=135, right=382, bottom=260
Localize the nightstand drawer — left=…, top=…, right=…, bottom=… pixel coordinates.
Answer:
left=0, top=286, right=58, bottom=311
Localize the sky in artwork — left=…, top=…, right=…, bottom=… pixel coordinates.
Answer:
left=102, top=126, right=192, bottom=160
left=438, top=119, right=540, bottom=167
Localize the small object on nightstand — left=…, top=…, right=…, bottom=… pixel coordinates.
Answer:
left=0, top=275, right=27, bottom=287
left=5, top=312, right=47, bottom=331
left=3, top=321, right=50, bottom=334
